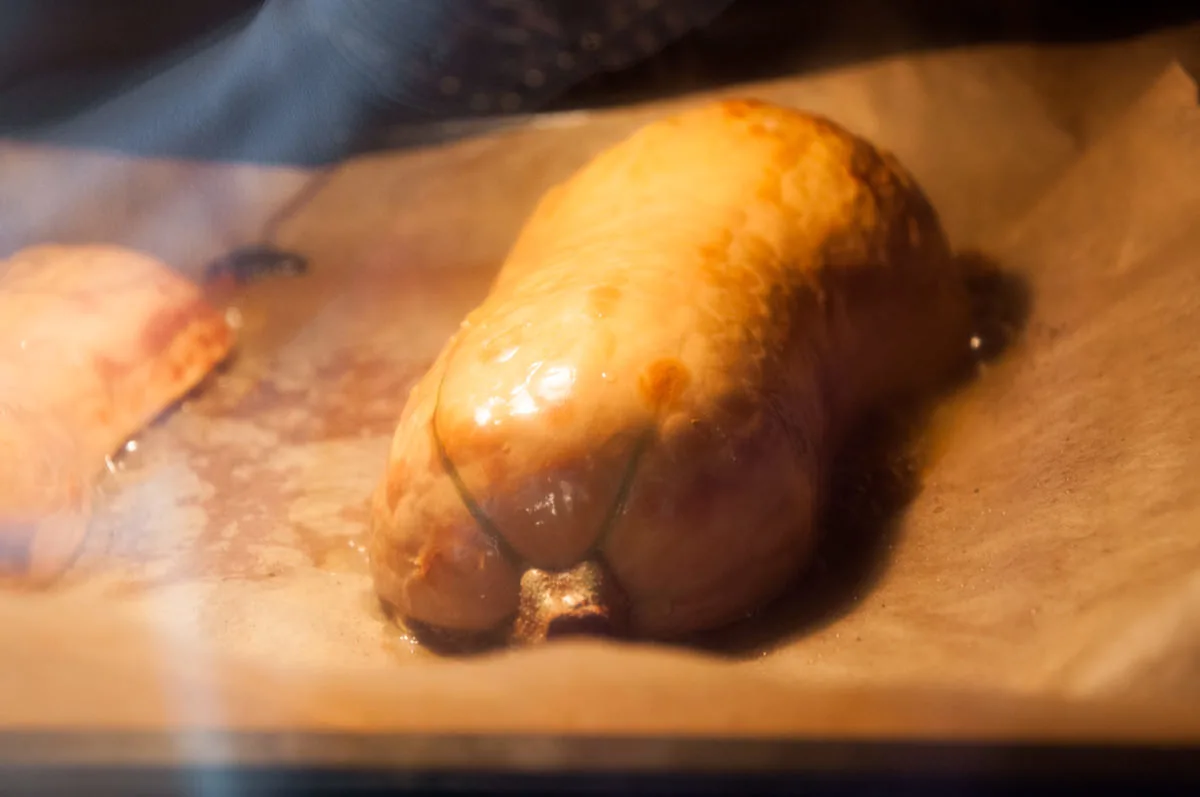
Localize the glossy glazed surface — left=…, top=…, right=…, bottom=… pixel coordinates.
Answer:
left=370, top=99, right=972, bottom=641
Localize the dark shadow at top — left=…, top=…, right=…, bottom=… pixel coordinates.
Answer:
left=0, top=0, right=1194, bottom=164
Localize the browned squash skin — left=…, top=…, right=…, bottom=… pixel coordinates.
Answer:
left=370, top=99, right=970, bottom=641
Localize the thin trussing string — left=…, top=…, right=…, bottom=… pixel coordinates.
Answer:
left=430, top=332, right=650, bottom=572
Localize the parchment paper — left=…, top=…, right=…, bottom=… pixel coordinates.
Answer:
left=1, top=26, right=1199, bottom=737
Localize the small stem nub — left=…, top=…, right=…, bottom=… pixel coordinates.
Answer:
left=513, top=559, right=628, bottom=643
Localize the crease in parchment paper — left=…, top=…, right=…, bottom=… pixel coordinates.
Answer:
left=996, top=62, right=1200, bottom=697
left=806, top=61, right=1200, bottom=699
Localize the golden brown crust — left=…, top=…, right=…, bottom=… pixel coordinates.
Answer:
left=371, top=99, right=971, bottom=639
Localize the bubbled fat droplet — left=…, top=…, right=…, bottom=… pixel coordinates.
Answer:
left=537, top=365, right=574, bottom=402
left=526, top=490, right=558, bottom=528
left=469, top=360, right=578, bottom=426
left=509, top=388, right=538, bottom=417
